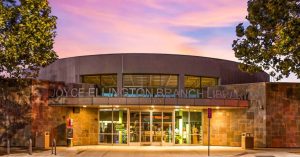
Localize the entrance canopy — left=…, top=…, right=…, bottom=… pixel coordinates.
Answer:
left=49, top=97, right=248, bottom=108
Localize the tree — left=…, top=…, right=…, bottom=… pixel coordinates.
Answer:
left=232, top=0, right=300, bottom=80
left=0, top=0, right=57, bottom=146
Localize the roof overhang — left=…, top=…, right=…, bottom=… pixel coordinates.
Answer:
left=49, top=97, right=248, bottom=108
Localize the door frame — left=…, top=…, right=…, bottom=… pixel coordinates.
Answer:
left=128, top=109, right=175, bottom=146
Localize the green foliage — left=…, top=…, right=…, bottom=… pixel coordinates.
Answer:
left=0, top=0, right=57, bottom=143
left=0, top=0, right=58, bottom=79
left=232, top=0, right=300, bottom=80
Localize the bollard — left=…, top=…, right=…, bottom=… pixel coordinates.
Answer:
left=51, top=138, right=56, bottom=155
left=7, top=139, right=10, bottom=155
left=51, top=139, right=54, bottom=154
left=54, top=139, right=56, bottom=155
left=29, top=138, right=32, bottom=155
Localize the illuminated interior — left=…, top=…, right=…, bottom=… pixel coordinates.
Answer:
left=98, top=108, right=203, bottom=145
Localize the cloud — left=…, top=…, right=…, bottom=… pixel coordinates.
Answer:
left=49, top=0, right=247, bottom=59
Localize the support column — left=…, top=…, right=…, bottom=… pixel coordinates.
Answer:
left=119, top=111, right=123, bottom=144
left=179, top=111, right=183, bottom=144
left=117, top=73, right=123, bottom=97
left=178, top=74, right=185, bottom=97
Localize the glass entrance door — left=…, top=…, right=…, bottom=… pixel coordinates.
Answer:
left=175, top=110, right=203, bottom=145
left=152, top=112, right=162, bottom=144
left=112, top=110, right=127, bottom=144
left=162, top=112, right=173, bottom=144
left=141, top=112, right=151, bottom=144
left=129, top=111, right=140, bottom=143
left=99, top=109, right=128, bottom=145
left=99, top=109, right=113, bottom=144
left=129, top=111, right=173, bottom=145
left=175, top=111, right=189, bottom=144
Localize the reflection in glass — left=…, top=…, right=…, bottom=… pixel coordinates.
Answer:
left=81, top=74, right=117, bottom=96
left=130, top=112, right=140, bottom=142
left=201, top=77, right=218, bottom=87
left=152, top=112, right=162, bottom=142
left=99, top=109, right=128, bottom=144
left=82, top=75, right=101, bottom=84
left=99, top=110, right=112, bottom=144
left=123, top=74, right=178, bottom=97
left=184, top=76, right=201, bottom=88
left=190, top=112, right=202, bottom=144
left=163, top=112, right=172, bottom=143
left=113, top=110, right=127, bottom=144
left=141, top=112, right=150, bottom=142
left=184, top=76, right=218, bottom=98
left=175, top=111, right=190, bottom=144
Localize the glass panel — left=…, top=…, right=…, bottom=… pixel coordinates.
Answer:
left=141, top=112, right=151, bottom=142
left=82, top=75, right=100, bottom=84
left=123, top=74, right=178, bottom=88
left=81, top=74, right=117, bottom=96
left=201, top=77, right=218, bottom=87
left=162, top=112, right=173, bottom=143
left=99, top=109, right=112, bottom=144
left=112, top=110, right=127, bottom=144
left=123, top=75, right=133, bottom=87
left=166, top=75, right=179, bottom=87
left=184, top=76, right=201, bottom=88
left=133, top=75, right=149, bottom=87
left=101, top=75, right=117, bottom=87
left=152, top=112, right=162, bottom=142
left=190, top=112, right=202, bottom=144
left=175, top=111, right=190, bottom=144
left=150, top=75, right=161, bottom=87
left=123, top=74, right=178, bottom=97
left=130, top=112, right=140, bottom=142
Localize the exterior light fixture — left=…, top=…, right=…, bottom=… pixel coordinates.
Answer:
left=259, top=105, right=264, bottom=110
left=115, top=105, right=119, bottom=108
left=83, top=105, right=87, bottom=108
left=185, top=106, right=190, bottom=109
left=151, top=105, right=155, bottom=108
left=216, top=106, right=220, bottom=109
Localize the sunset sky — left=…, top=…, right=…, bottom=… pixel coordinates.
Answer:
left=48, top=0, right=299, bottom=82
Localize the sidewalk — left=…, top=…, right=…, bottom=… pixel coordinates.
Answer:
left=1, top=146, right=300, bottom=157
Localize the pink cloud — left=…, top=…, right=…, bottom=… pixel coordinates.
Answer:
left=49, top=0, right=247, bottom=59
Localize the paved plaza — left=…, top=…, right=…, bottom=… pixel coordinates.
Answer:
left=1, top=146, right=300, bottom=157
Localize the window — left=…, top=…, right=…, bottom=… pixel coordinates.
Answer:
left=82, top=75, right=100, bottom=84
left=123, top=74, right=178, bottom=97
left=184, top=76, right=218, bottom=98
left=184, top=76, right=218, bottom=89
left=175, top=110, right=203, bottom=145
left=201, top=77, right=218, bottom=87
left=81, top=74, right=117, bottom=96
left=99, top=109, right=128, bottom=144
left=184, top=76, right=201, bottom=89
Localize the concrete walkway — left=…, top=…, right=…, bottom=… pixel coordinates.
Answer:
left=1, top=146, right=300, bottom=157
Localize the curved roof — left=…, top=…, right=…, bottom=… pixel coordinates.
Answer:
left=38, top=53, right=269, bottom=84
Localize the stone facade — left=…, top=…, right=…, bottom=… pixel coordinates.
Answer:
left=202, top=83, right=266, bottom=147
left=68, top=108, right=98, bottom=145
left=265, top=83, right=300, bottom=147
left=30, top=81, right=98, bottom=146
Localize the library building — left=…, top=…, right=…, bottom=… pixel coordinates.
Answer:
left=9, top=53, right=300, bottom=148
